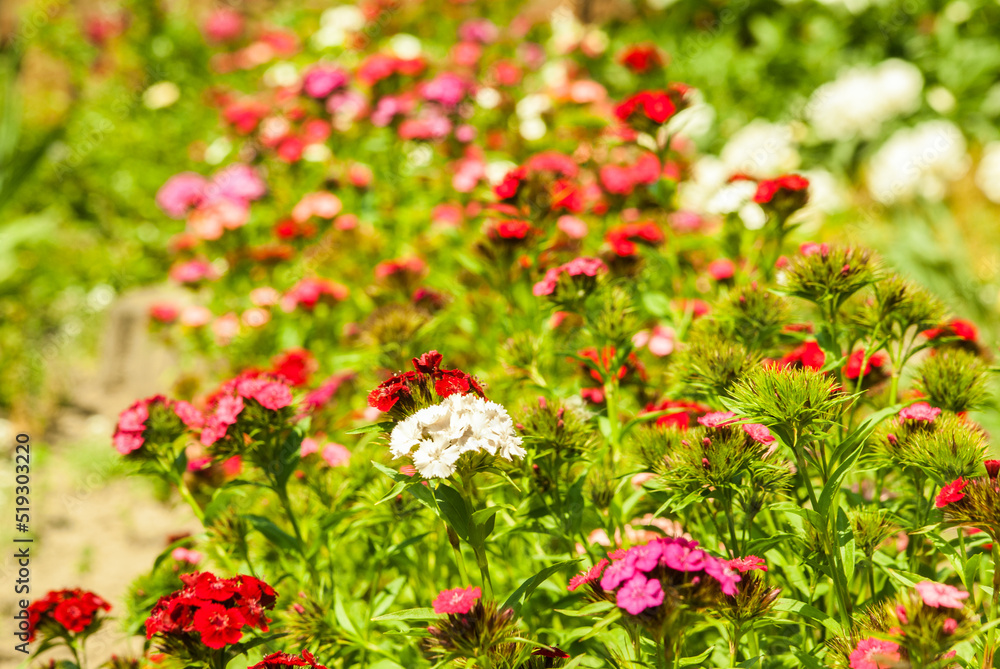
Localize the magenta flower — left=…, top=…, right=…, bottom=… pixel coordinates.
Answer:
left=899, top=401, right=941, bottom=422
left=432, top=586, right=481, bottom=615
left=249, top=382, right=293, bottom=411
left=303, top=65, right=349, bottom=99
left=209, top=164, right=266, bottom=203
left=728, top=556, right=767, bottom=573
left=625, top=542, right=662, bottom=573
left=659, top=540, right=707, bottom=572
left=704, top=557, right=741, bottom=596
left=848, top=638, right=901, bottom=669
left=915, top=581, right=969, bottom=609
left=599, top=559, right=637, bottom=590
left=616, top=575, right=664, bottom=615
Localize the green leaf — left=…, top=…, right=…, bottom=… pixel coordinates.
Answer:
left=963, top=553, right=983, bottom=591
left=371, top=607, right=440, bottom=623
left=641, top=291, right=672, bottom=317
left=502, top=559, right=580, bottom=614
left=245, top=515, right=298, bottom=552
left=679, top=648, right=714, bottom=667
left=773, top=598, right=843, bottom=635
left=471, top=504, right=515, bottom=527
left=434, top=483, right=471, bottom=541
left=347, top=422, right=394, bottom=435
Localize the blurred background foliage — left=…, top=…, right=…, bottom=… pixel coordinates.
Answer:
left=2, top=0, right=999, bottom=428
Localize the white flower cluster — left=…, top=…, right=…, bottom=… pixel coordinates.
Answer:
left=975, top=141, right=1000, bottom=204
left=806, top=59, right=923, bottom=141
left=720, top=120, right=800, bottom=178
left=866, top=121, right=969, bottom=205
left=389, top=394, right=526, bottom=479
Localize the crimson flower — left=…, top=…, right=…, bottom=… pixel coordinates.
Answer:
left=192, top=604, right=246, bottom=649
left=936, top=478, right=968, bottom=508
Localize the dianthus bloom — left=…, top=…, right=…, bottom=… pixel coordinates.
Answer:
left=849, top=638, right=901, bottom=669
left=367, top=351, right=485, bottom=415
left=915, top=581, right=969, bottom=609
left=28, top=589, right=110, bottom=642
left=615, top=90, right=682, bottom=127
left=753, top=174, right=810, bottom=205
left=616, top=575, right=665, bottom=615
left=844, top=349, right=888, bottom=380
left=388, top=394, right=525, bottom=478
left=605, top=221, right=663, bottom=257
left=532, top=256, right=607, bottom=297
left=112, top=395, right=203, bottom=455
left=574, top=537, right=742, bottom=618
left=780, top=341, right=826, bottom=370
left=568, top=559, right=609, bottom=591
left=280, top=277, right=349, bottom=312
left=146, top=573, right=276, bottom=650
left=935, top=478, right=968, bottom=508
left=899, top=401, right=941, bottom=422
left=923, top=318, right=978, bottom=343
left=200, top=373, right=294, bottom=446
left=618, top=44, right=664, bottom=73
left=433, top=586, right=481, bottom=615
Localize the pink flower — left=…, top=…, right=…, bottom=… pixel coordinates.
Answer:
left=632, top=325, right=676, bottom=357
left=246, top=382, right=292, bottom=411
left=899, top=402, right=941, bottom=422
left=943, top=617, right=958, bottom=634
left=707, top=258, right=735, bottom=280
left=113, top=431, right=145, bottom=455
left=599, top=559, right=637, bottom=590
left=432, top=586, right=481, bottom=615
left=698, top=411, right=737, bottom=428
left=292, top=192, right=342, bottom=222
left=303, top=66, right=349, bottom=99
left=568, top=560, right=609, bottom=591
left=321, top=443, right=351, bottom=468
left=742, top=423, right=775, bottom=445
left=421, top=73, right=468, bottom=107
left=915, top=581, right=969, bottom=609
left=557, top=215, right=588, bottom=239
left=616, top=575, right=664, bottom=615
left=157, top=173, right=207, bottom=218
left=704, top=556, right=741, bottom=596
left=170, top=259, right=217, bottom=285
left=849, top=638, right=901, bottom=669
left=173, top=401, right=205, bottom=429
left=203, top=8, right=244, bottom=43
left=300, top=437, right=320, bottom=457
left=172, top=547, right=203, bottom=564
left=209, top=164, right=266, bottom=203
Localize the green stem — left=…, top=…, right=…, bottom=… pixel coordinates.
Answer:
left=982, top=542, right=1000, bottom=669
left=723, top=492, right=740, bottom=557
left=605, top=377, right=621, bottom=465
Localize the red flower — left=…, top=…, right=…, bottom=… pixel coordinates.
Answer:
left=193, top=604, right=246, bottom=649
left=843, top=349, right=887, bottom=380
left=728, top=556, right=768, bottom=573
left=493, top=167, right=526, bottom=201
left=923, top=318, right=979, bottom=343
left=780, top=341, right=826, bottom=371
left=568, top=559, right=609, bottom=591
left=618, top=44, right=664, bottom=73
left=271, top=348, right=317, bottom=387
left=985, top=460, right=1000, bottom=479
left=532, top=646, right=571, bottom=659
left=29, top=589, right=110, bottom=641
left=936, top=478, right=968, bottom=508
left=194, top=572, right=239, bottom=602
left=249, top=651, right=328, bottom=669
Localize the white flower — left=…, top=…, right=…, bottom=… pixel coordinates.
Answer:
left=975, top=142, right=1000, bottom=204
left=720, top=120, right=799, bottom=178
left=387, top=394, right=525, bottom=479
left=806, top=59, right=922, bottom=141
left=866, top=121, right=969, bottom=205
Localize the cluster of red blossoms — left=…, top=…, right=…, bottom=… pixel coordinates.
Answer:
left=28, top=589, right=110, bottom=641
left=614, top=86, right=689, bottom=132
left=145, top=572, right=277, bottom=650
left=367, top=350, right=485, bottom=415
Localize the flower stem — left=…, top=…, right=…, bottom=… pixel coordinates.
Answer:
left=982, top=542, right=1000, bottom=668
left=175, top=476, right=206, bottom=525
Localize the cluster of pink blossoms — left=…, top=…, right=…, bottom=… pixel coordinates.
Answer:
left=201, top=373, right=294, bottom=445
left=532, top=257, right=607, bottom=297
left=113, top=395, right=204, bottom=455
left=696, top=411, right=776, bottom=446
left=568, top=537, right=759, bottom=616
